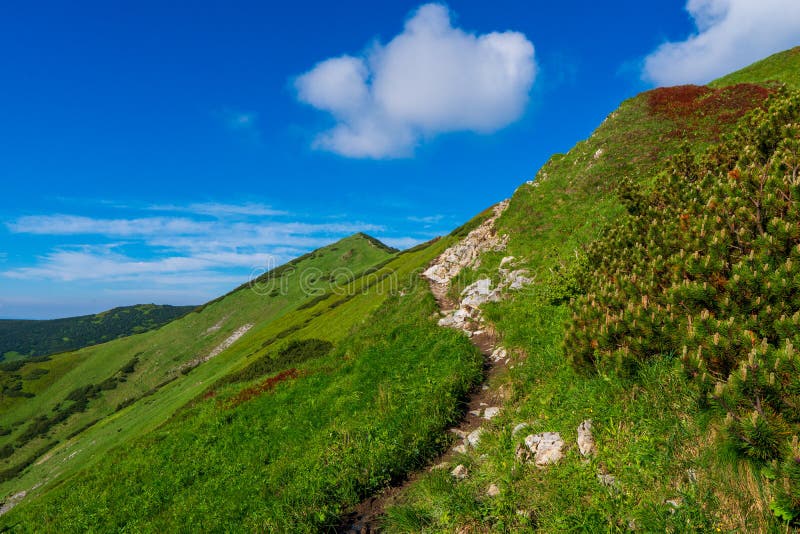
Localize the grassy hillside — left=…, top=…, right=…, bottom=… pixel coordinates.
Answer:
left=5, top=46, right=800, bottom=534
left=0, top=228, right=490, bottom=531
left=384, top=53, right=798, bottom=531
left=0, top=304, right=195, bottom=360
left=0, top=234, right=393, bottom=491
left=711, top=46, right=800, bottom=90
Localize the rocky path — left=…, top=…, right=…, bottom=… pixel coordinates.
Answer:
left=337, top=279, right=510, bottom=534
left=337, top=202, right=515, bottom=533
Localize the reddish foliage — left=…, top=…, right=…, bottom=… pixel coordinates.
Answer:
left=647, top=85, right=712, bottom=119
left=202, top=390, right=217, bottom=399
left=223, top=368, right=299, bottom=409
left=646, top=84, right=773, bottom=138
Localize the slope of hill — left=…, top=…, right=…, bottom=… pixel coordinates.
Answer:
left=710, top=46, right=800, bottom=90
left=3, top=48, right=800, bottom=532
left=380, top=53, right=800, bottom=531
left=0, top=229, right=489, bottom=530
left=0, top=304, right=196, bottom=361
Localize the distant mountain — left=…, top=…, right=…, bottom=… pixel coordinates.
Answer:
left=0, top=304, right=196, bottom=360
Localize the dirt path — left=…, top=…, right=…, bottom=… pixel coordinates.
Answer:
left=336, top=280, right=508, bottom=533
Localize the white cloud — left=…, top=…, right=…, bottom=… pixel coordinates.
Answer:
left=219, top=109, right=259, bottom=131
left=408, top=214, right=444, bottom=224
left=3, top=211, right=388, bottom=284
left=8, top=215, right=210, bottom=236
left=2, top=246, right=280, bottom=283
left=148, top=202, right=287, bottom=218
left=643, top=0, right=800, bottom=86
left=379, top=236, right=424, bottom=250
left=295, top=3, right=536, bottom=158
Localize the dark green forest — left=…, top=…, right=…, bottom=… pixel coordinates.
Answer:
left=0, top=304, right=195, bottom=360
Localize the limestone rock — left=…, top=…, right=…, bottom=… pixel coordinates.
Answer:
left=486, top=484, right=501, bottom=497
left=525, top=432, right=565, bottom=466
left=422, top=200, right=509, bottom=286
left=451, top=464, right=469, bottom=480
left=577, top=419, right=596, bottom=457
left=597, top=473, right=615, bottom=487
left=483, top=407, right=501, bottom=419
left=466, top=428, right=484, bottom=448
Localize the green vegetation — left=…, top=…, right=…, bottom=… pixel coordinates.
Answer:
left=384, top=51, right=799, bottom=532
left=711, top=46, right=800, bottom=91
left=4, top=47, right=800, bottom=533
left=567, top=89, right=800, bottom=523
left=0, top=233, right=395, bottom=509
left=0, top=304, right=195, bottom=360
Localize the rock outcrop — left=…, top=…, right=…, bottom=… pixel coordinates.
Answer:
left=577, top=420, right=597, bottom=457
left=423, top=200, right=509, bottom=285
left=524, top=432, right=565, bottom=467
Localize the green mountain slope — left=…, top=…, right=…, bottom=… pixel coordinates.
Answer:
left=4, top=47, right=800, bottom=533
left=383, top=51, right=800, bottom=531
left=0, top=229, right=488, bottom=530
left=710, top=46, right=800, bottom=90
left=0, top=235, right=393, bottom=486
left=0, top=304, right=195, bottom=361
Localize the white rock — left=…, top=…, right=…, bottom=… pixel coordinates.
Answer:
left=452, top=444, right=468, bottom=454
left=597, top=473, right=615, bottom=486
left=469, top=409, right=482, bottom=417
left=525, top=432, right=565, bottom=466
left=483, top=407, right=501, bottom=419
left=500, top=256, right=515, bottom=267
left=486, top=484, right=501, bottom=497
left=466, top=428, right=484, bottom=448
left=451, top=464, right=469, bottom=480
left=422, top=200, right=510, bottom=286
left=490, top=347, right=508, bottom=362
left=449, top=428, right=467, bottom=438
left=577, top=420, right=596, bottom=457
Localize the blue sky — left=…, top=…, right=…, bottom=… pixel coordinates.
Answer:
left=1, top=0, right=798, bottom=319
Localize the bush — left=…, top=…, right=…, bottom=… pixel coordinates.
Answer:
left=565, top=88, right=800, bottom=520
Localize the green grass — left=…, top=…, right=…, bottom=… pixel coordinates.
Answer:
left=0, top=234, right=394, bottom=502
left=1, top=232, right=485, bottom=532
left=382, top=50, right=796, bottom=532
left=711, top=46, right=800, bottom=90
left=5, top=46, right=800, bottom=533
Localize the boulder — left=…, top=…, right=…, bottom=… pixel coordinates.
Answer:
left=451, top=464, right=469, bottom=480
left=525, top=432, right=565, bottom=466
left=483, top=407, right=501, bottom=419
left=466, top=428, right=484, bottom=448
left=577, top=420, right=596, bottom=457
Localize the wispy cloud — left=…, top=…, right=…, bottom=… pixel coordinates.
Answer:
left=218, top=108, right=259, bottom=131
left=147, top=201, right=288, bottom=218
left=3, top=246, right=279, bottom=282
left=3, top=207, right=387, bottom=285
left=8, top=215, right=210, bottom=236
left=379, top=236, right=424, bottom=250
left=408, top=214, right=444, bottom=224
